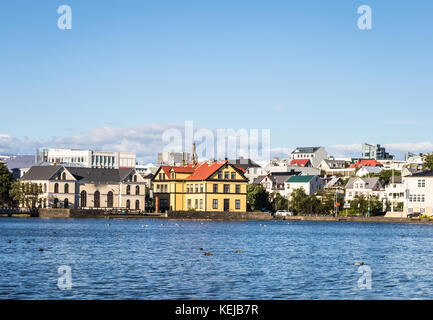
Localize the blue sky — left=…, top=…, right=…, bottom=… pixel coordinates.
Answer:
left=1, top=1, right=433, bottom=161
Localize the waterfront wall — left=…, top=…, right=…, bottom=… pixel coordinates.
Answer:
left=283, top=215, right=433, bottom=224
left=166, top=210, right=273, bottom=221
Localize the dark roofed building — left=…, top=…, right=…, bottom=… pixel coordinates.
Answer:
left=20, top=165, right=146, bottom=211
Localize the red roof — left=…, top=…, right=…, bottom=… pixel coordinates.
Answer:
left=290, top=159, right=310, bottom=167
left=349, top=159, right=383, bottom=169
left=155, top=161, right=233, bottom=181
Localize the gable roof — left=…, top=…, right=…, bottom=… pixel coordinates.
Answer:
left=346, top=177, right=381, bottom=189
left=285, top=175, right=316, bottom=183
left=292, top=147, right=321, bottom=154
left=228, top=158, right=261, bottom=170
left=290, top=159, right=311, bottom=167
left=349, top=159, right=383, bottom=169
left=20, top=166, right=62, bottom=181
left=407, top=170, right=433, bottom=177
left=152, top=160, right=247, bottom=182
left=21, top=166, right=138, bottom=184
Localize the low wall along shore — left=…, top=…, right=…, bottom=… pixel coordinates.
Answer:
left=166, top=210, right=273, bottom=221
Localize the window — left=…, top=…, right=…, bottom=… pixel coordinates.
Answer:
left=107, top=191, right=113, bottom=208
left=195, top=199, right=198, bottom=209
left=187, top=199, right=192, bottom=209
left=186, top=184, right=190, bottom=193
left=421, top=208, right=426, bottom=214
left=223, top=184, right=230, bottom=193
left=235, top=184, right=241, bottom=194
left=212, top=199, right=218, bottom=209
left=94, top=191, right=100, bottom=208
left=135, top=200, right=140, bottom=210
left=134, top=175, right=137, bottom=182
left=195, top=184, right=199, bottom=193
left=53, top=198, right=59, bottom=208
left=200, top=184, right=204, bottom=193
left=80, top=191, right=87, bottom=207
left=408, top=208, right=413, bottom=213
left=64, top=198, right=69, bottom=208
left=126, top=199, right=130, bottom=209
left=200, top=199, right=203, bottom=209
left=164, top=185, right=168, bottom=193
left=156, top=184, right=160, bottom=192
left=54, top=183, right=59, bottom=193
left=224, top=172, right=229, bottom=180
left=136, top=185, right=140, bottom=195
left=235, top=200, right=240, bottom=210
left=213, top=184, right=218, bottom=193
left=418, top=179, right=426, bottom=187
left=64, top=184, right=69, bottom=194
left=218, top=171, right=223, bottom=179
left=62, top=173, right=66, bottom=180
left=126, top=185, right=131, bottom=195
left=231, top=172, right=236, bottom=180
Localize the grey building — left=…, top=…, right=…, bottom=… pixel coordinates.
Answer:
left=362, top=143, right=394, bottom=160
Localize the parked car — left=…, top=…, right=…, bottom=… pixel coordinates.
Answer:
left=275, top=210, right=295, bottom=217
left=407, top=212, right=421, bottom=218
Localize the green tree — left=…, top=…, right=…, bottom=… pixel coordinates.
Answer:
left=422, top=153, right=433, bottom=171
left=247, top=184, right=271, bottom=210
left=0, top=162, right=14, bottom=205
left=271, top=192, right=288, bottom=211
left=370, top=170, right=401, bottom=185
left=9, top=182, right=43, bottom=208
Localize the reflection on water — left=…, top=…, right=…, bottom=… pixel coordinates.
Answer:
left=1, top=218, right=433, bottom=299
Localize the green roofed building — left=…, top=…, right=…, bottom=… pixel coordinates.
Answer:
left=284, top=175, right=323, bottom=199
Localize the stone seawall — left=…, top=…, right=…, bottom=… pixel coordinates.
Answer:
left=282, top=215, right=433, bottom=224
left=166, top=211, right=273, bottom=221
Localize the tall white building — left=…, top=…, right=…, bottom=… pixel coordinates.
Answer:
left=403, top=171, right=433, bottom=216
left=37, top=148, right=136, bottom=169
left=290, top=147, right=328, bottom=168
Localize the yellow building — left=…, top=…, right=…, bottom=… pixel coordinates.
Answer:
left=152, top=160, right=248, bottom=212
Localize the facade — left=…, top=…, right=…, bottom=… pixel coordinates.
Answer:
left=152, top=160, right=248, bottom=212
left=345, top=177, right=385, bottom=202
left=229, top=158, right=266, bottom=184
left=260, top=172, right=298, bottom=196
left=384, top=176, right=405, bottom=211
left=362, top=143, right=394, bottom=160
left=403, top=171, right=433, bottom=216
left=356, top=166, right=383, bottom=177
left=20, top=166, right=146, bottom=210
left=290, top=147, right=328, bottom=168
left=284, top=175, right=323, bottom=199
left=36, top=148, right=136, bottom=169
left=318, top=159, right=354, bottom=177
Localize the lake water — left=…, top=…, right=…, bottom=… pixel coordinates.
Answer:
left=1, top=217, right=433, bottom=299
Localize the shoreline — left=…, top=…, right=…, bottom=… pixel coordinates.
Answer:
left=1, top=211, right=432, bottom=224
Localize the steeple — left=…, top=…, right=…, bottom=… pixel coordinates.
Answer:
left=191, top=142, right=198, bottom=165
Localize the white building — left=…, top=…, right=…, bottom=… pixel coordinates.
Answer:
left=229, top=158, right=267, bottom=184
left=38, top=149, right=136, bottom=169
left=290, top=147, right=328, bottom=168
left=384, top=176, right=405, bottom=210
left=284, top=175, right=323, bottom=199
left=345, top=177, right=385, bottom=202
left=403, top=171, right=433, bottom=216
left=356, top=166, right=383, bottom=177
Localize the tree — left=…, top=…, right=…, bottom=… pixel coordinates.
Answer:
left=371, top=170, right=401, bottom=185
left=247, top=184, right=271, bottom=210
left=9, top=181, right=43, bottom=208
left=422, top=153, right=433, bottom=171
left=0, top=163, right=14, bottom=205
left=271, top=192, right=288, bottom=211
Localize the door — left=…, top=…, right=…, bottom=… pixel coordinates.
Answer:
left=224, top=199, right=229, bottom=211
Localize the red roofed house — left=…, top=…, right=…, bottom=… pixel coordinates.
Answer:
left=289, top=159, right=312, bottom=167
left=152, top=160, right=248, bottom=212
left=349, top=159, right=384, bottom=169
